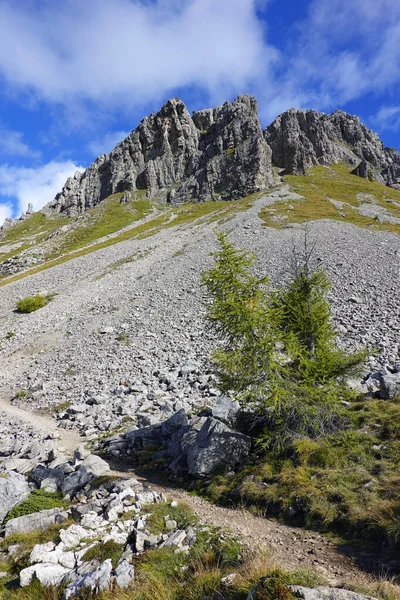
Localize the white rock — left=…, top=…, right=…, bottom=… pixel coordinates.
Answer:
left=20, top=562, right=72, bottom=587
left=30, top=542, right=55, bottom=564
left=114, top=559, right=135, bottom=589
left=60, top=524, right=96, bottom=549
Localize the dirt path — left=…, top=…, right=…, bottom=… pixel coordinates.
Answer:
left=0, top=400, right=383, bottom=587
left=0, top=395, right=83, bottom=455
left=108, top=465, right=362, bottom=587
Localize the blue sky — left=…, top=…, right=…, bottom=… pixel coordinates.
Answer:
left=0, top=0, right=400, bottom=223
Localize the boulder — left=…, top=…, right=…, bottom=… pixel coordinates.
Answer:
left=376, top=371, right=400, bottom=400
left=161, top=409, right=188, bottom=436
left=63, top=558, right=113, bottom=598
left=20, top=562, right=72, bottom=587
left=0, top=458, right=37, bottom=475
left=61, top=454, right=110, bottom=497
left=60, top=524, right=97, bottom=549
left=0, top=471, right=30, bottom=524
left=114, top=559, right=135, bottom=589
left=187, top=417, right=252, bottom=476
left=212, top=396, right=240, bottom=427
left=4, top=507, right=69, bottom=537
left=29, top=541, right=76, bottom=569
left=289, top=586, right=377, bottom=600
left=28, top=465, right=65, bottom=489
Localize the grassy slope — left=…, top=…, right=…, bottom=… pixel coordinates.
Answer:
left=0, top=193, right=258, bottom=288
left=260, top=164, right=400, bottom=233
left=205, top=398, right=400, bottom=541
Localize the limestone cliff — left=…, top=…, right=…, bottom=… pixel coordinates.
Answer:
left=264, top=108, right=400, bottom=188
left=47, top=95, right=278, bottom=216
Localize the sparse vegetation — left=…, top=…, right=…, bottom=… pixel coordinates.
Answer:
left=5, top=331, right=14, bottom=339
left=199, top=232, right=400, bottom=551
left=4, top=490, right=68, bottom=524
left=0, top=192, right=259, bottom=288
left=15, top=294, right=51, bottom=313
left=143, top=501, right=197, bottom=534
left=260, top=164, right=400, bottom=233
left=82, top=540, right=123, bottom=568
left=116, top=332, right=130, bottom=345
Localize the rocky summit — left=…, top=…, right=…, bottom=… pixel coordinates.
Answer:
left=0, top=94, right=400, bottom=599
left=41, top=94, right=400, bottom=218
left=46, top=95, right=278, bottom=216
left=264, top=108, right=400, bottom=186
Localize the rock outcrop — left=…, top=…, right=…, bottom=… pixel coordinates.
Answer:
left=46, top=95, right=277, bottom=216
left=264, top=108, right=400, bottom=188
left=0, top=471, right=31, bottom=524
left=106, top=402, right=252, bottom=477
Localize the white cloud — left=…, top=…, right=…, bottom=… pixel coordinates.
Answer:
left=88, top=130, right=131, bottom=156
left=0, top=126, right=40, bottom=158
left=257, top=0, right=400, bottom=122
left=371, top=105, right=400, bottom=131
left=0, top=0, right=275, bottom=109
left=0, top=202, right=12, bottom=227
left=0, top=161, right=83, bottom=216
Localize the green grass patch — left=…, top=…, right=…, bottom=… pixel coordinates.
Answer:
left=15, top=294, right=51, bottom=313
left=4, top=490, right=68, bottom=525
left=0, top=519, right=74, bottom=556
left=0, top=213, right=71, bottom=264
left=144, top=501, right=197, bottom=534
left=260, top=164, right=400, bottom=232
left=116, top=332, right=130, bottom=345
left=49, top=192, right=152, bottom=258
left=82, top=540, right=123, bottom=568
left=202, top=397, right=400, bottom=550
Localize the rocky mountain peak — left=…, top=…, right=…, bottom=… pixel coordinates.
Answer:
left=264, top=107, right=400, bottom=188
left=46, top=94, right=278, bottom=216
left=39, top=97, right=400, bottom=220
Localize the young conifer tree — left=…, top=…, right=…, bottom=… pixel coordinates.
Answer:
left=202, top=231, right=367, bottom=452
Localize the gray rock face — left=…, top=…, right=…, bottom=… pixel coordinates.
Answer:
left=289, top=586, right=377, bottom=600
left=264, top=108, right=400, bottom=188
left=46, top=95, right=277, bottom=216
left=187, top=417, right=252, bottom=476
left=4, top=507, right=68, bottom=538
left=0, top=471, right=30, bottom=525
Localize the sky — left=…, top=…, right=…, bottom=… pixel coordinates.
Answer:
left=1, top=0, right=400, bottom=223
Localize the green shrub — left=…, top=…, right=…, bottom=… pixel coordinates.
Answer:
left=116, top=332, right=129, bottom=345
left=16, top=294, right=50, bottom=313
left=4, top=490, right=68, bottom=524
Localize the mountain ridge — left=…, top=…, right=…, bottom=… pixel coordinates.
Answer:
left=37, top=95, right=400, bottom=218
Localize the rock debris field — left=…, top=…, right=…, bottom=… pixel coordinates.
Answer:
left=0, top=188, right=400, bottom=445
left=0, top=188, right=400, bottom=596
